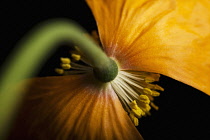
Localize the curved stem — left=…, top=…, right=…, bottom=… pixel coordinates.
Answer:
left=0, top=19, right=112, bottom=139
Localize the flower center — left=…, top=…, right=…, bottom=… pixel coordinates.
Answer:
left=56, top=54, right=163, bottom=126
left=93, top=58, right=118, bottom=82
left=55, top=31, right=163, bottom=126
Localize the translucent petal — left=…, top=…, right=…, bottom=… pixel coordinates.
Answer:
left=9, top=74, right=143, bottom=140
left=86, top=0, right=210, bottom=95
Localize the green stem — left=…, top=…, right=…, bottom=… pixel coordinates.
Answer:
left=0, top=19, right=117, bottom=139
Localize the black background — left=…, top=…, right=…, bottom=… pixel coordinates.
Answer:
left=0, top=0, right=209, bottom=139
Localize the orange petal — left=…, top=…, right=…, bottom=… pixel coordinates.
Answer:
left=9, top=74, right=143, bottom=140
left=86, top=0, right=210, bottom=95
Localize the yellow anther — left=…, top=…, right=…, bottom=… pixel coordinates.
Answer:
left=143, top=88, right=153, bottom=95
left=145, top=74, right=160, bottom=83
left=142, top=111, right=146, bottom=116
left=151, top=90, right=160, bottom=96
left=147, top=84, right=164, bottom=91
left=154, top=85, right=164, bottom=91
left=140, top=104, right=151, bottom=112
left=129, top=112, right=139, bottom=126
left=139, top=95, right=150, bottom=104
left=130, top=100, right=143, bottom=118
left=60, top=57, right=71, bottom=64
left=143, top=88, right=160, bottom=97
left=129, top=100, right=138, bottom=110
left=71, top=54, right=81, bottom=61
left=150, top=102, right=159, bottom=110
left=131, top=108, right=143, bottom=118
left=145, top=76, right=156, bottom=83
left=61, top=64, right=71, bottom=69
left=55, top=68, right=64, bottom=74
left=144, top=104, right=151, bottom=112
left=146, top=95, right=154, bottom=102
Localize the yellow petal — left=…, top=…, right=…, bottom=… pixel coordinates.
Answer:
left=9, top=74, right=143, bottom=140
left=86, top=0, right=210, bottom=95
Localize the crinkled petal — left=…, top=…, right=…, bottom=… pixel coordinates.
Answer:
left=9, top=74, right=143, bottom=140
left=86, top=0, right=210, bottom=95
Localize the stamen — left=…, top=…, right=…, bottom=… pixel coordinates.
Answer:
left=55, top=49, right=93, bottom=76
left=139, top=95, right=150, bottom=104
left=111, top=80, right=131, bottom=103
left=115, top=77, right=139, bottom=99
left=111, top=81, right=131, bottom=113
left=145, top=74, right=160, bottom=83
left=143, top=88, right=160, bottom=96
left=150, top=102, right=159, bottom=110
left=64, top=70, right=88, bottom=75
left=129, top=100, right=139, bottom=110
left=111, top=70, right=163, bottom=126
left=129, top=100, right=144, bottom=118
left=60, top=57, right=71, bottom=64
left=61, top=64, right=71, bottom=69
left=129, top=112, right=139, bottom=126
left=55, top=68, right=64, bottom=74
left=71, top=54, right=81, bottom=61
left=71, top=63, right=92, bottom=71
left=119, top=74, right=144, bottom=90
left=140, top=104, right=151, bottom=112
left=146, top=84, right=164, bottom=91
left=120, top=71, right=144, bottom=81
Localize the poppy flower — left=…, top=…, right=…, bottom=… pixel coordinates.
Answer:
left=9, top=0, right=210, bottom=140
